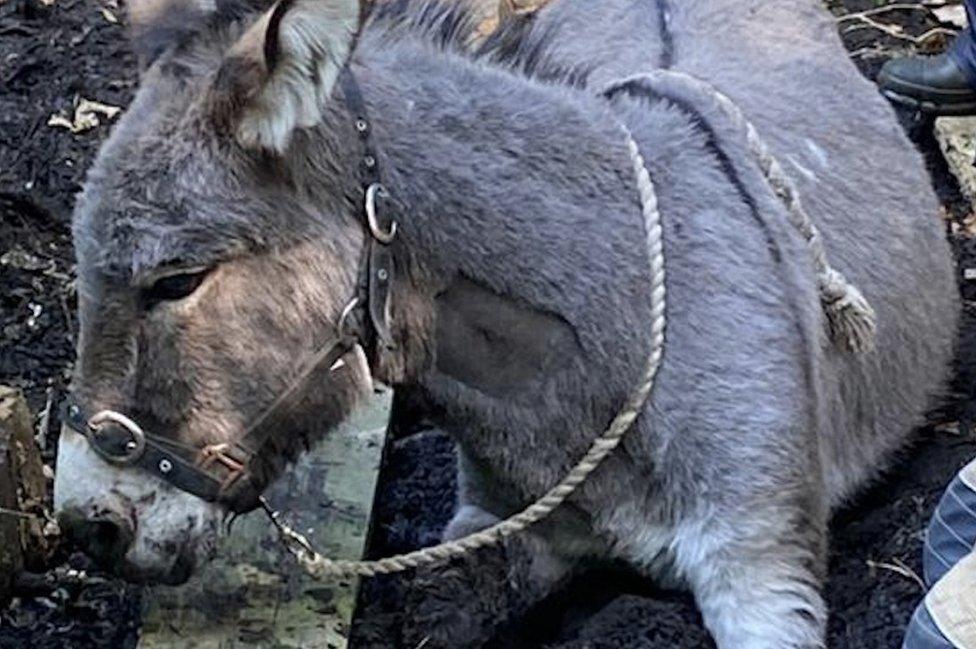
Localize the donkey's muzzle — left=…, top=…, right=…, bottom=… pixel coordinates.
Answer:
left=58, top=505, right=134, bottom=568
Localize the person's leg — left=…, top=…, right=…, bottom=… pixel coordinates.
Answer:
left=904, top=551, right=976, bottom=649
left=924, top=458, right=976, bottom=585
left=878, top=2, right=976, bottom=116
left=904, top=459, right=976, bottom=649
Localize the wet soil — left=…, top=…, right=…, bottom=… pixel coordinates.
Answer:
left=1, top=0, right=140, bottom=646
left=1, top=1, right=976, bottom=647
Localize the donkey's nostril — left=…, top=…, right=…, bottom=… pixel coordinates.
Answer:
left=58, top=507, right=134, bottom=567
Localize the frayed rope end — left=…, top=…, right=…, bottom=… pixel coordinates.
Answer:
left=819, top=269, right=876, bottom=354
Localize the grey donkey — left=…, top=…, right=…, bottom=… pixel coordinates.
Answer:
left=52, top=0, right=958, bottom=647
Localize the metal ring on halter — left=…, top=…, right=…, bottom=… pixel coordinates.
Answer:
left=365, top=183, right=397, bottom=244
left=87, top=410, right=147, bottom=465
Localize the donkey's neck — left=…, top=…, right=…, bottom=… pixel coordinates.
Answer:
left=302, top=38, right=658, bottom=497
left=354, top=37, right=656, bottom=347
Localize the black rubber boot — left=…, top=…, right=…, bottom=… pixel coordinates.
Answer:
left=878, top=53, right=976, bottom=116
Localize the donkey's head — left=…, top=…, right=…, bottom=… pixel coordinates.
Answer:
left=53, top=0, right=384, bottom=584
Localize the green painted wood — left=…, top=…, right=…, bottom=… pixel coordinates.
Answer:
left=139, top=387, right=392, bottom=649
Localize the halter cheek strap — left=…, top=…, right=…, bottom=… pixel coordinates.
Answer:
left=61, top=69, right=398, bottom=514
left=340, top=67, right=397, bottom=358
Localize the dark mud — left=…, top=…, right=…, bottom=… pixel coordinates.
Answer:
left=1, top=0, right=140, bottom=647
left=1, top=1, right=975, bottom=647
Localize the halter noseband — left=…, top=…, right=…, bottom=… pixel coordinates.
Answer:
left=61, top=68, right=397, bottom=514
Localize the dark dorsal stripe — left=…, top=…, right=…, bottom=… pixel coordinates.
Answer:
left=603, top=79, right=783, bottom=264
left=655, top=0, right=675, bottom=70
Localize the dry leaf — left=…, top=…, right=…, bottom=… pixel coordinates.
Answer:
left=475, top=16, right=499, bottom=37
left=48, top=98, right=122, bottom=134
left=933, top=5, right=968, bottom=29
left=465, top=0, right=551, bottom=43
left=100, top=7, right=118, bottom=23
left=959, top=211, right=976, bottom=237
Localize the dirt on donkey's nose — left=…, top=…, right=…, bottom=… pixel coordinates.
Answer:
left=58, top=505, right=135, bottom=568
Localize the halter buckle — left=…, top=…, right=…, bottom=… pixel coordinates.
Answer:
left=86, top=410, right=147, bottom=465
left=197, top=443, right=247, bottom=492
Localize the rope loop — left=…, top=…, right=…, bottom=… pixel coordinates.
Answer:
left=602, top=70, right=877, bottom=353
left=265, top=69, right=881, bottom=582
left=263, top=122, right=668, bottom=580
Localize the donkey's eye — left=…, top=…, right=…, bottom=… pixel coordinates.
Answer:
left=144, top=270, right=210, bottom=305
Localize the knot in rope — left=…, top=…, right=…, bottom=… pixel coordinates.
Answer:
left=603, top=70, right=878, bottom=354
left=818, top=267, right=877, bottom=354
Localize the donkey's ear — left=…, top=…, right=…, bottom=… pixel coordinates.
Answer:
left=128, top=0, right=217, bottom=69
left=210, top=0, right=361, bottom=153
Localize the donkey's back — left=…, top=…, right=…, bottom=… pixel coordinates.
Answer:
left=467, top=1, right=959, bottom=647
left=520, top=0, right=958, bottom=502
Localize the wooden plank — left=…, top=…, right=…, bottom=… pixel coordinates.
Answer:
left=139, top=387, right=392, bottom=649
left=0, top=386, right=50, bottom=606
left=0, top=396, right=24, bottom=609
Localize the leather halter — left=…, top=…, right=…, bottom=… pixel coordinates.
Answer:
left=60, top=69, right=397, bottom=514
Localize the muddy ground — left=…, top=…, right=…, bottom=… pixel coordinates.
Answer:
left=2, top=0, right=976, bottom=647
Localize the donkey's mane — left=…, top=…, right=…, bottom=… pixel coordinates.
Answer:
left=475, top=12, right=590, bottom=87
left=369, top=0, right=479, bottom=52
left=139, top=0, right=480, bottom=77
left=147, top=0, right=584, bottom=90
left=369, top=0, right=589, bottom=87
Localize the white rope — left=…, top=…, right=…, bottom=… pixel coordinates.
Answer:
left=268, top=68, right=878, bottom=581
left=265, top=124, right=668, bottom=579
left=604, top=71, right=877, bottom=354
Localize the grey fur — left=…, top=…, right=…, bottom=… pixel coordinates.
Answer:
left=56, top=0, right=958, bottom=647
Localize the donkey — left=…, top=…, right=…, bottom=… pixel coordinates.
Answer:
left=53, top=0, right=958, bottom=647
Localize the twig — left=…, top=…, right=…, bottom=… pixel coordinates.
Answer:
left=841, top=19, right=956, bottom=46
left=0, top=506, right=38, bottom=520
left=866, top=557, right=926, bottom=590
left=837, top=2, right=947, bottom=22
left=837, top=4, right=911, bottom=21
left=60, top=288, right=75, bottom=345
left=35, top=386, right=54, bottom=452
left=848, top=45, right=893, bottom=59
left=836, top=0, right=961, bottom=47
left=899, top=25, right=957, bottom=44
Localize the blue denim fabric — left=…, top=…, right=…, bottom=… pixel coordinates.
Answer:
left=923, top=462, right=976, bottom=586
left=948, top=0, right=976, bottom=89
left=903, top=459, right=976, bottom=648
left=903, top=602, right=957, bottom=649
